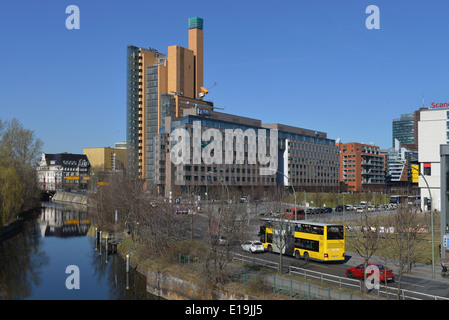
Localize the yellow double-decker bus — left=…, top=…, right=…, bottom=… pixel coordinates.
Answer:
left=259, top=218, right=345, bottom=262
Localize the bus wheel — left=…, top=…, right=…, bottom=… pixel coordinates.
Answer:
left=267, top=245, right=272, bottom=253
left=303, top=252, right=309, bottom=261
left=295, top=250, right=300, bottom=259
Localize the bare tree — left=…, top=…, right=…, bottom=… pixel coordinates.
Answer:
left=346, top=209, right=382, bottom=292
left=262, top=187, right=292, bottom=273
left=204, top=184, right=249, bottom=286
left=390, top=205, right=426, bottom=299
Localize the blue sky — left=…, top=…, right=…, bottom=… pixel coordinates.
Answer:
left=1, top=0, right=448, bottom=154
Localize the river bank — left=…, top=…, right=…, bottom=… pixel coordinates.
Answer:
left=0, top=207, right=41, bottom=243
left=113, top=236, right=265, bottom=300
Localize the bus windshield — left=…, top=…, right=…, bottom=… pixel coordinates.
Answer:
left=327, top=226, right=344, bottom=240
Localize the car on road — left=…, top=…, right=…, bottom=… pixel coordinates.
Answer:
left=323, top=207, right=333, bottom=213
left=211, top=234, right=227, bottom=245
left=346, top=263, right=395, bottom=282
left=335, top=205, right=344, bottom=212
left=175, top=208, right=188, bottom=214
left=241, top=240, right=265, bottom=253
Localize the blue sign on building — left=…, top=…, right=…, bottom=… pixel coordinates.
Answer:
left=198, top=108, right=210, bottom=116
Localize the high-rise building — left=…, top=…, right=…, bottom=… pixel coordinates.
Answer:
left=392, top=108, right=425, bottom=152
left=336, top=142, right=385, bottom=192
left=392, top=113, right=414, bottom=146
left=126, top=17, right=211, bottom=184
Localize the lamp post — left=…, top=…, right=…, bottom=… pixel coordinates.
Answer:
left=268, top=168, right=298, bottom=220
left=207, top=171, right=229, bottom=203
left=410, top=164, right=435, bottom=278
left=192, top=173, right=209, bottom=203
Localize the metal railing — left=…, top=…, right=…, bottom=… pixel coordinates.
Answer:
left=289, top=265, right=449, bottom=300
left=231, top=252, right=280, bottom=271
left=212, top=250, right=449, bottom=300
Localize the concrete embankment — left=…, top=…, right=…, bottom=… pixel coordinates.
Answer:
left=52, top=192, right=88, bottom=205
left=113, top=237, right=255, bottom=300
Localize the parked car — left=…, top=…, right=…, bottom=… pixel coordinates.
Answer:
left=335, top=205, right=344, bottom=212
left=323, top=207, right=333, bottom=213
left=175, top=208, right=188, bottom=214
left=305, top=208, right=314, bottom=215
left=241, top=240, right=265, bottom=253
left=346, top=263, right=395, bottom=282
left=211, top=234, right=227, bottom=245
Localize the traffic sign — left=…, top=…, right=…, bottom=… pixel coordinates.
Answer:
left=444, top=235, right=449, bottom=248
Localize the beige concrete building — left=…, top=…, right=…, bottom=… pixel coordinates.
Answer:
left=127, top=17, right=210, bottom=183
left=83, top=147, right=126, bottom=172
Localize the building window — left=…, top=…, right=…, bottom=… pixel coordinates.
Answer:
left=423, top=163, right=431, bottom=176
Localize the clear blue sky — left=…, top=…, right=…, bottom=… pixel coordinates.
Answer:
left=1, top=0, right=448, bottom=154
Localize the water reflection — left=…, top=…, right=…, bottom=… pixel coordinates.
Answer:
left=40, top=202, right=90, bottom=237
left=0, top=202, right=155, bottom=300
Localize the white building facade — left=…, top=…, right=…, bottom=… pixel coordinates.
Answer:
left=36, top=153, right=91, bottom=191
left=417, top=108, right=448, bottom=210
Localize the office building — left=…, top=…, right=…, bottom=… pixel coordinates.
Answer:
left=83, top=147, right=126, bottom=172
left=126, top=17, right=210, bottom=184
left=392, top=108, right=426, bottom=152
left=417, top=108, right=449, bottom=210
left=154, top=108, right=340, bottom=197
left=380, top=139, right=418, bottom=189
left=336, top=141, right=385, bottom=192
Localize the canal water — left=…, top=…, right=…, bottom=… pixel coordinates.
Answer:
left=0, top=202, right=156, bottom=300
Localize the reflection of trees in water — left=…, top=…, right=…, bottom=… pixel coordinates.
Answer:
left=0, top=213, right=49, bottom=299
left=87, top=236, right=156, bottom=300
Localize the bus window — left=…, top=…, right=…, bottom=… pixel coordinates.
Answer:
left=296, top=224, right=323, bottom=235
left=295, top=238, right=319, bottom=252
left=327, top=226, right=344, bottom=240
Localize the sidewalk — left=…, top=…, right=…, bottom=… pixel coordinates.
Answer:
left=346, top=251, right=448, bottom=284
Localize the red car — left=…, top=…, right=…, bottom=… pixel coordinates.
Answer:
left=346, top=263, right=395, bottom=282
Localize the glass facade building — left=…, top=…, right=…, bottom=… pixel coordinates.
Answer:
left=154, top=109, right=340, bottom=197
left=392, top=113, right=415, bottom=147
left=126, top=46, right=141, bottom=178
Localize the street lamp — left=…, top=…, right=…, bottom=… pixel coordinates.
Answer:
left=410, top=165, right=435, bottom=278
left=268, top=168, right=298, bottom=220
left=207, top=171, right=230, bottom=202
left=192, top=173, right=209, bottom=202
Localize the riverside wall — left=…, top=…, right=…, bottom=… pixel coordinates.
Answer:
left=52, top=192, right=88, bottom=205
left=115, top=238, right=254, bottom=300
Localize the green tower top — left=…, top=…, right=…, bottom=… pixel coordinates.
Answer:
left=188, top=17, right=203, bottom=30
